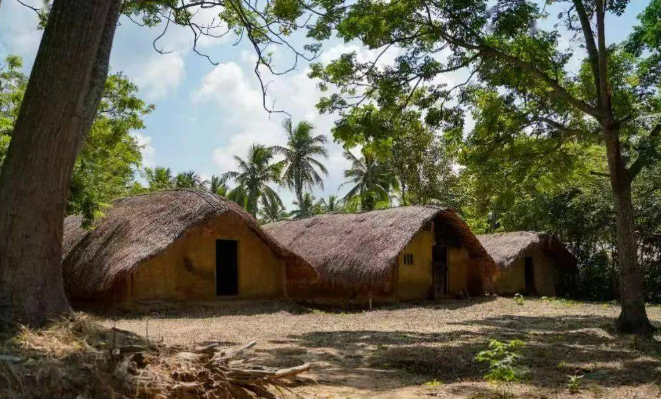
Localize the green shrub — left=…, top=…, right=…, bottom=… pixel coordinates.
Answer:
left=514, top=293, right=525, bottom=306
left=475, top=339, right=527, bottom=382
left=567, top=374, right=583, bottom=394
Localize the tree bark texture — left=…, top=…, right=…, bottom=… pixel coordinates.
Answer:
left=0, top=0, right=122, bottom=326
left=603, top=125, right=654, bottom=333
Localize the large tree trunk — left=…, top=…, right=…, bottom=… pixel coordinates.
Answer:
left=604, top=124, right=655, bottom=333
left=0, top=0, right=121, bottom=326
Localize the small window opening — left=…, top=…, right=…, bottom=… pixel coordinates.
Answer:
left=403, top=253, right=414, bottom=265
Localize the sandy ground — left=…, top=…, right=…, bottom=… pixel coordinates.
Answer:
left=100, top=297, right=661, bottom=398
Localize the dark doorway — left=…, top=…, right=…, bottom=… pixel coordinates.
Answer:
left=216, top=240, right=238, bottom=296
left=524, top=256, right=536, bottom=295
left=432, top=245, right=448, bottom=298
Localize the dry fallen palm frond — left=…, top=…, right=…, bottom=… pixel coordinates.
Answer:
left=128, top=340, right=311, bottom=399
left=1, top=314, right=312, bottom=399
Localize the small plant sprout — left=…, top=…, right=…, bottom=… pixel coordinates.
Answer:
left=514, top=293, right=525, bottom=306
left=568, top=374, right=583, bottom=394
left=475, top=339, right=527, bottom=382
left=424, top=379, right=443, bottom=388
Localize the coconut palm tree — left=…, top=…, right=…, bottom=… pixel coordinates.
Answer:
left=144, top=167, right=174, bottom=191
left=209, top=175, right=229, bottom=196
left=175, top=170, right=205, bottom=189
left=258, top=196, right=288, bottom=223
left=340, top=149, right=397, bottom=211
left=222, top=144, right=283, bottom=217
left=272, top=118, right=328, bottom=205
left=291, top=192, right=316, bottom=218
left=319, top=195, right=339, bottom=213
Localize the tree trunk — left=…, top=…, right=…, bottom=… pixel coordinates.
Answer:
left=603, top=124, right=655, bottom=333
left=0, top=0, right=121, bottom=326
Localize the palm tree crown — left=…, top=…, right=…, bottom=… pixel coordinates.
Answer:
left=222, top=144, right=283, bottom=217
left=340, top=149, right=398, bottom=212
left=259, top=196, right=288, bottom=223
left=175, top=170, right=205, bottom=189
left=291, top=193, right=316, bottom=219
left=272, top=118, right=328, bottom=205
left=208, top=175, right=229, bottom=196
left=320, top=195, right=339, bottom=213
left=144, top=167, right=174, bottom=191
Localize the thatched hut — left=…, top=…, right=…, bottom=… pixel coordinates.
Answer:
left=477, top=232, right=577, bottom=296
left=62, top=190, right=316, bottom=307
left=263, top=206, right=496, bottom=303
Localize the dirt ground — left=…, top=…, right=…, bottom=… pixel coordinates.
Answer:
left=100, top=297, right=661, bottom=399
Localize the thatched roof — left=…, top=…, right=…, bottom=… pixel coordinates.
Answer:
left=476, top=231, right=577, bottom=271
left=62, top=190, right=314, bottom=295
left=263, top=206, right=495, bottom=287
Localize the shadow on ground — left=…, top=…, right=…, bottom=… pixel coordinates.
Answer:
left=254, top=314, right=661, bottom=393
left=80, top=299, right=315, bottom=319
left=79, top=296, right=496, bottom=319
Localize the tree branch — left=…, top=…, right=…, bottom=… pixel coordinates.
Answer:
left=572, top=0, right=602, bottom=108
left=628, top=123, right=661, bottom=180
left=595, top=0, right=613, bottom=119
left=415, top=10, right=602, bottom=119
left=476, top=45, right=601, bottom=119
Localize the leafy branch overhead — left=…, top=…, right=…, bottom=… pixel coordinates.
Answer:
left=122, top=0, right=325, bottom=114
left=309, top=0, right=661, bottom=178
left=307, top=0, right=660, bottom=333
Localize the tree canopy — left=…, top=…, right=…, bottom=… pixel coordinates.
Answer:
left=0, top=57, right=152, bottom=226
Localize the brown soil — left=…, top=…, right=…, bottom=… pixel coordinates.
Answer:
left=100, top=297, right=661, bottom=399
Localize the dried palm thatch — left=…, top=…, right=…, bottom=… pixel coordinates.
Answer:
left=62, top=189, right=314, bottom=296
left=0, top=314, right=310, bottom=399
left=476, top=231, right=577, bottom=271
left=264, top=206, right=496, bottom=287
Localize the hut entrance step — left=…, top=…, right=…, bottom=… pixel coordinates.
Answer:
left=432, top=245, right=448, bottom=298
left=216, top=239, right=239, bottom=296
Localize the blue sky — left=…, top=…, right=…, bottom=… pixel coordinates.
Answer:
left=0, top=0, right=651, bottom=209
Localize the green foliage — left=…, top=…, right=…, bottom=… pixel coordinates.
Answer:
left=513, top=293, right=525, bottom=306
left=67, top=74, right=152, bottom=225
left=144, top=167, right=175, bottom=191
left=330, top=104, right=463, bottom=208
left=423, top=379, right=443, bottom=387
left=567, top=374, right=583, bottom=394
left=340, top=148, right=397, bottom=212
left=174, top=170, right=206, bottom=189
left=122, top=0, right=321, bottom=74
left=309, top=0, right=661, bottom=308
left=258, top=195, right=288, bottom=223
left=291, top=192, right=316, bottom=218
left=222, top=144, right=283, bottom=217
left=475, top=340, right=527, bottom=383
left=318, top=195, right=340, bottom=213
left=209, top=175, right=229, bottom=196
left=0, top=57, right=151, bottom=226
left=272, top=118, right=328, bottom=206
left=0, top=56, right=27, bottom=168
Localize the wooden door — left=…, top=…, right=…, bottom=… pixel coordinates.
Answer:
left=216, top=239, right=238, bottom=296
left=432, top=245, right=448, bottom=298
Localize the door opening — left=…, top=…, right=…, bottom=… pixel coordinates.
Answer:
left=524, top=256, right=536, bottom=295
left=432, top=245, right=448, bottom=298
left=216, top=239, right=238, bottom=296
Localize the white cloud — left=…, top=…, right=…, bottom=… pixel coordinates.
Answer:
left=194, top=54, right=356, bottom=208
left=132, top=132, right=156, bottom=167
left=129, top=52, right=186, bottom=101
left=193, top=62, right=261, bottom=111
